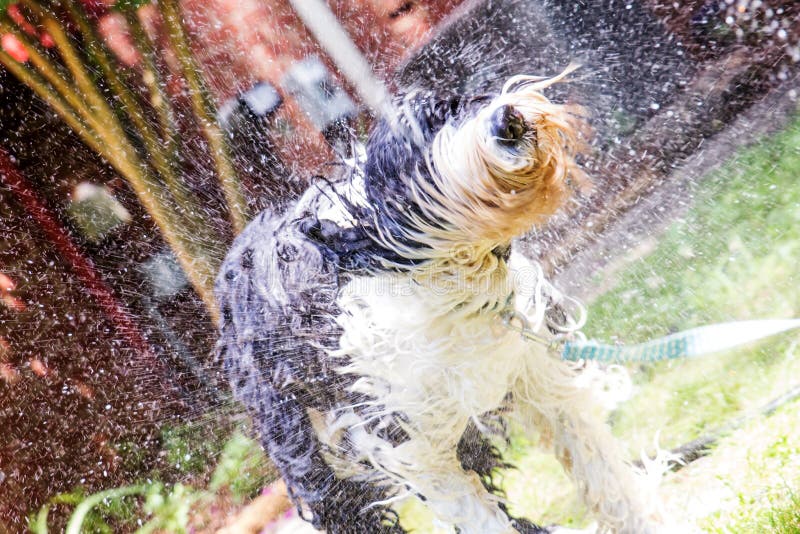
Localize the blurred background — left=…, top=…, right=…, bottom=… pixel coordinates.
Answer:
left=0, top=0, right=798, bottom=531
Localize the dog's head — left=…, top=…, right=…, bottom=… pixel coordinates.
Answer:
left=362, top=67, right=585, bottom=263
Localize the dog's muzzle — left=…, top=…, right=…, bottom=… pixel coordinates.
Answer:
left=490, top=104, right=531, bottom=147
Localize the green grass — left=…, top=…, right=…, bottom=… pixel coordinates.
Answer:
left=502, top=115, right=800, bottom=530
left=688, top=398, right=800, bottom=533
left=588, top=115, right=800, bottom=453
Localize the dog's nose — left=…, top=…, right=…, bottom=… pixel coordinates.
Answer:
left=490, top=105, right=528, bottom=146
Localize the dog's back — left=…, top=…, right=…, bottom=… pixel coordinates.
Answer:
left=215, top=188, right=410, bottom=531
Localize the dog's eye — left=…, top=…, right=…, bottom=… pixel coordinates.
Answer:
left=490, top=105, right=528, bottom=146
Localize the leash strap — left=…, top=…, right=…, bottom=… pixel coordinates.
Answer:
left=560, top=319, right=800, bottom=363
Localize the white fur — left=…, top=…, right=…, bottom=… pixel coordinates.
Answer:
left=311, top=251, right=667, bottom=533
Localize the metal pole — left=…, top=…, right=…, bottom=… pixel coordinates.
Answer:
left=287, top=0, right=396, bottom=123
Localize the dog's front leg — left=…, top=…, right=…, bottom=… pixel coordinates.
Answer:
left=412, top=463, right=519, bottom=533
left=372, top=434, right=519, bottom=534
left=511, top=354, right=664, bottom=534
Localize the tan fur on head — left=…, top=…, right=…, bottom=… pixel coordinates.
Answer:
left=411, top=65, right=586, bottom=252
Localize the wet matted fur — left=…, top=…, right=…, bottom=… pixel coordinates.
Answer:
left=215, top=69, right=667, bottom=533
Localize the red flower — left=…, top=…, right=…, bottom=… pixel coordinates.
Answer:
left=7, top=4, right=36, bottom=37
left=1, top=33, right=29, bottom=63
left=0, top=272, right=26, bottom=311
left=39, top=31, right=54, bottom=48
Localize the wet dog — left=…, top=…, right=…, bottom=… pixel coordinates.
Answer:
left=215, top=68, right=665, bottom=533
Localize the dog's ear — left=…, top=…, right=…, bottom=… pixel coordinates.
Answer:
left=403, top=93, right=493, bottom=142
left=416, top=95, right=468, bottom=136
left=364, top=93, right=491, bottom=181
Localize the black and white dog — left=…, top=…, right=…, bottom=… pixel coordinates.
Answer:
left=215, top=69, right=667, bottom=533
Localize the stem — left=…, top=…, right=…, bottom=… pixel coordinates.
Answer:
left=63, top=0, right=221, bottom=257
left=7, top=0, right=220, bottom=317
left=0, top=17, right=125, bottom=166
left=159, top=0, right=249, bottom=234
left=61, top=2, right=189, bottom=211
left=0, top=47, right=106, bottom=157
left=124, top=8, right=179, bottom=163
left=41, top=16, right=139, bottom=163
left=10, top=3, right=127, bottom=160
left=0, top=52, right=214, bottom=313
left=3, top=46, right=216, bottom=313
left=0, top=15, right=68, bottom=93
left=30, top=504, right=50, bottom=534
left=39, top=16, right=131, bottom=156
left=64, top=484, right=148, bottom=534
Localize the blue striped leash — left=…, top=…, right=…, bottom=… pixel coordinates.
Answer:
left=503, top=312, right=800, bottom=363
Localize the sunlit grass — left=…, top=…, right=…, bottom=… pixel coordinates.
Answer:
left=688, top=398, right=800, bottom=533
left=589, top=114, right=800, bottom=453
left=505, top=115, right=800, bottom=529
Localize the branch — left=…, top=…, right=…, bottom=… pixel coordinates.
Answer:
left=159, top=0, right=249, bottom=234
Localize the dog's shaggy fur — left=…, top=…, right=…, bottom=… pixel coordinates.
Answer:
left=215, top=69, right=666, bottom=533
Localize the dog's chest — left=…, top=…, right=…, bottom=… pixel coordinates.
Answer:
left=333, top=269, right=525, bottom=429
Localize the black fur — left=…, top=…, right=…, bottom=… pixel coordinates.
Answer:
left=217, top=212, right=405, bottom=533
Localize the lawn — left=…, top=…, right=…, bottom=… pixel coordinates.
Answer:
left=502, top=114, right=800, bottom=531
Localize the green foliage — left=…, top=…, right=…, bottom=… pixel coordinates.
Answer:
left=209, top=431, right=272, bottom=500
left=160, top=424, right=223, bottom=478
left=695, top=400, right=800, bottom=533
left=64, top=485, right=149, bottom=534
left=30, top=430, right=270, bottom=533
left=29, top=486, right=145, bottom=534
left=136, top=483, right=199, bottom=534
left=708, top=490, right=800, bottom=534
